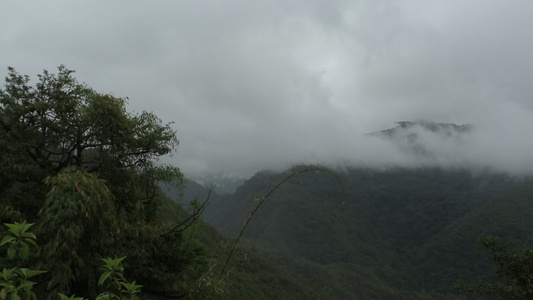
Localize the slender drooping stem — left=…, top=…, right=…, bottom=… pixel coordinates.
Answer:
left=220, top=166, right=345, bottom=274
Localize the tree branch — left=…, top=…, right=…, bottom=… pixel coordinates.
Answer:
left=220, top=166, right=345, bottom=275
left=160, top=185, right=213, bottom=238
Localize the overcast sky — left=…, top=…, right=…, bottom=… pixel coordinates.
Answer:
left=2, top=1, right=533, bottom=178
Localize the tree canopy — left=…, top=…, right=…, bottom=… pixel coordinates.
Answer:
left=457, top=235, right=533, bottom=300
left=0, top=66, right=219, bottom=298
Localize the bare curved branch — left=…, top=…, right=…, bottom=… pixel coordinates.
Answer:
left=220, top=166, right=345, bottom=274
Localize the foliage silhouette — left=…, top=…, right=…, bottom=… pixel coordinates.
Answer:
left=456, top=235, right=533, bottom=299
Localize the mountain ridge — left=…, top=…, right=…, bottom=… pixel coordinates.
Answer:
left=189, top=165, right=532, bottom=299
left=367, top=120, right=474, bottom=138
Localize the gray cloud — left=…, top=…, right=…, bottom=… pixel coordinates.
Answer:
left=2, top=0, right=533, bottom=178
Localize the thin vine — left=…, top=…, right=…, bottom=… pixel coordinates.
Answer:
left=220, top=166, right=346, bottom=274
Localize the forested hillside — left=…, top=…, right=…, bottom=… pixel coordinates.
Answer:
left=2, top=66, right=531, bottom=299
left=199, top=166, right=533, bottom=299
left=0, top=66, right=320, bottom=299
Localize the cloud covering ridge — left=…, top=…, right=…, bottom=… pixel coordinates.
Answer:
left=2, top=1, right=533, bottom=177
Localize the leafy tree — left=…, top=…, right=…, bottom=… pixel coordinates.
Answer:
left=0, top=66, right=221, bottom=298
left=0, top=66, right=181, bottom=222
left=457, top=235, right=533, bottom=299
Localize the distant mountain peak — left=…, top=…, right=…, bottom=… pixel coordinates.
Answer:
left=368, top=121, right=473, bottom=138
left=366, top=121, right=474, bottom=157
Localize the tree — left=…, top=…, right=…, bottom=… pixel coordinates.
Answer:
left=457, top=235, right=533, bottom=299
left=0, top=66, right=180, bottom=220
left=0, top=66, right=220, bottom=298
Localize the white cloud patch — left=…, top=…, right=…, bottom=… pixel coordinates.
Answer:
left=2, top=0, right=533, bottom=178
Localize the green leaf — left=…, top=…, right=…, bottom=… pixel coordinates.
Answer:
left=1, top=268, right=15, bottom=280
left=18, top=269, right=46, bottom=279
left=119, top=281, right=142, bottom=294
left=101, top=256, right=126, bottom=268
left=0, top=236, right=16, bottom=247
left=10, top=293, right=20, bottom=300
left=95, top=293, right=111, bottom=300
left=20, top=232, right=36, bottom=240
left=15, top=280, right=35, bottom=290
left=18, top=222, right=34, bottom=234
left=3, top=223, right=18, bottom=233
left=23, top=239, right=37, bottom=248
left=4, top=222, right=34, bottom=237
left=58, top=294, right=86, bottom=300
left=19, top=243, right=29, bottom=261
left=6, top=246, right=15, bottom=260
left=98, top=271, right=112, bottom=286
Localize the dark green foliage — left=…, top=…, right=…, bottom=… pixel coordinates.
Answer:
left=457, top=235, right=533, bottom=299
left=38, top=167, right=119, bottom=292
left=201, top=165, right=532, bottom=299
left=1, top=221, right=37, bottom=261
left=0, top=222, right=45, bottom=300
left=414, top=182, right=533, bottom=293
left=0, top=66, right=221, bottom=299
left=1, top=222, right=144, bottom=300
left=0, top=66, right=182, bottom=222
left=96, top=256, right=143, bottom=300
left=220, top=166, right=343, bottom=274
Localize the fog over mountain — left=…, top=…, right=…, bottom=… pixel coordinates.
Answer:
left=299, top=118, right=533, bottom=176
left=2, top=1, right=533, bottom=178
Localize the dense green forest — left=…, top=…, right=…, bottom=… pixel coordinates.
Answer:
left=1, top=67, right=532, bottom=299
left=198, top=167, right=533, bottom=299
left=0, top=66, right=301, bottom=299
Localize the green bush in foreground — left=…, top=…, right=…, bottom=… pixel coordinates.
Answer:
left=1, top=222, right=141, bottom=300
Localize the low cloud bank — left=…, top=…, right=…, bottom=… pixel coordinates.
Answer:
left=182, top=113, right=533, bottom=179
